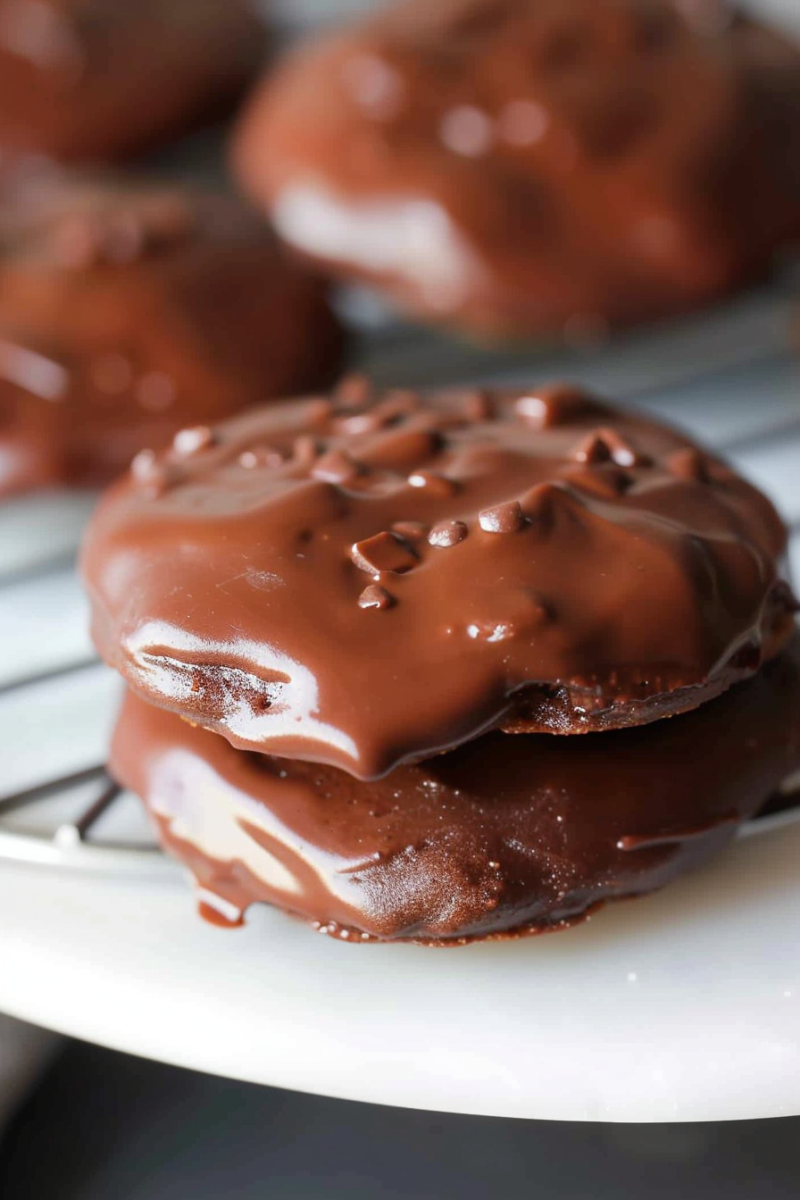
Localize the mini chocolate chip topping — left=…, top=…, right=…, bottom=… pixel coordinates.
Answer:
left=358, top=583, right=394, bottom=610
left=478, top=499, right=524, bottom=533
left=172, top=425, right=215, bottom=458
left=668, top=446, right=711, bottom=482
left=351, top=530, right=419, bottom=577
left=429, top=519, right=468, bottom=548
left=82, top=383, right=795, bottom=779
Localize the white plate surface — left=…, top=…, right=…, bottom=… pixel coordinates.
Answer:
left=2, top=816, right=800, bottom=1124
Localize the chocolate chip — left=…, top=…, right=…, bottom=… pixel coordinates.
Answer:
left=466, top=590, right=552, bottom=642
left=172, top=426, right=215, bottom=457
left=361, top=428, right=441, bottom=470
left=479, top=500, right=524, bottom=534
left=417, top=409, right=469, bottom=434
left=521, top=482, right=577, bottom=530
left=312, top=449, right=363, bottom=484
left=596, top=427, right=651, bottom=468
left=131, top=448, right=158, bottom=482
left=130, top=449, right=174, bottom=496
left=573, top=426, right=650, bottom=469
left=563, top=465, right=630, bottom=499
left=668, top=448, right=710, bottom=482
left=338, top=390, right=422, bottom=436
left=336, top=409, right=385, bottom=436
left=358, top=584, right=394, bottom=610
left=376, top=390, right=421, bottom=421
left=514, top=385, right=597, bottom=428
left=305, top=397, right=335, bottom=425
left=407, top=470, right=459, bottom=497
left=572, top=432, right=611, bottom=465
left=239, top=445, right=285, bottom=469
left=391, top=520, right=430, bottom=541
left=351, top=531, right=418, bottom=576
left=462, top=389, right=495, bottom=421
left=334, top=373, right=373, bottom=409
left=428, top=520, right=468, bottom=548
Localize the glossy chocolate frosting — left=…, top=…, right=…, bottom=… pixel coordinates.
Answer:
left=0, top=0, right=264, bottom=163
left=0, top=177, right=344, bottom=494
left=233, top=0, right=800, bottom=338
left=112, top=634, right=800, bottom=944
left=83, top=383, right=795, bottom=779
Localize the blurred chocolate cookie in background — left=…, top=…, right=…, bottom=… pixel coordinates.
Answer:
left=233, top=0, right=800, bottom=340
left=0, top=0, right=266, bottom=164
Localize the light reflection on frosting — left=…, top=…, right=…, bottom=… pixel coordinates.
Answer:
left=126, top=621, right=360, bottom=768
left=149, top=750, right=301, bottom=897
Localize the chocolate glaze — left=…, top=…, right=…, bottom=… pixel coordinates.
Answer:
left=0, top=178, right=344, bottom=494
left=82, top=383, right=796, bottom=779
left=233, top=0, right=800, bottom=338
left=0, top=0, right=264, bottom=163
left=111, top=633, right=800, bottom=944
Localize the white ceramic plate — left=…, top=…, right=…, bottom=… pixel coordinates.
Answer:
left=2, top=807, right=800, bottom=1124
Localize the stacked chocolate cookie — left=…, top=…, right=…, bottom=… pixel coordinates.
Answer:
left=233, top=0, right=800, bottom=339
left=83, top=381, right=800, bottom=944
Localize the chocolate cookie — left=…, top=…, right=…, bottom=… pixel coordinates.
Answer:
left=82, top=382, right=796, bottom=779
left=0, top=0, right=264, bottom=163
left=0, top=178, right=344, bottom=494
left=112, top=635, right=800, bottom=944
left=232, top=0, right=800, bottom=338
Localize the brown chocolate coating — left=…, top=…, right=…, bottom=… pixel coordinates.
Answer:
left=0, top=0, right=265, bottom=163
left=112, top=634, right=800, bottom=944
left=82, top=383, right=796, bottom=780
left=0, top=178, right=344, bottom=494
left=232, top=0, right=800, bottom=338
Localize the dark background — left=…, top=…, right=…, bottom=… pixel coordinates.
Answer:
left=1, top=1039, right=798, bottom=1199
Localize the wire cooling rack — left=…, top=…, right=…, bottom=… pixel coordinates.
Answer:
left=1, top=275, right=800, bottom=880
